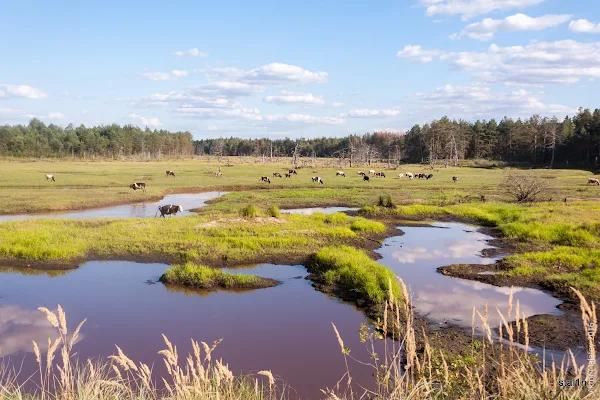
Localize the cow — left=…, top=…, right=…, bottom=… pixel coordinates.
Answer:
left=285, top=173, right=291, bottom=178
left=336, top=171, right=345, bottom=177
left=397, top=173, right=404, bottom=179
left=418, top=173, right=425, bottom=179
left=273, top=172, right=282, bottom=178
left=363, top=175, right=370, bottom=181
left=288, top=170, right=298, bottom=175
left=375, top=172, right=386, bottom=178
left=215, top=172, right=223, bottom=177
left=369, top=170, right=376, bottom=175
left=588, top=178, right=600, bottom=186
left=166, top=170, right=175, bottom=177
left=129, top=182, right=146, bottom=192
left=426, top=174, right=433, bottom=180
left=45, top=174, right=56, bottom=182
left=261, top=176, right=271, bottom=184
left=452, top=176, right=458, bottom=183
left=406, top=172, right=414, bottom=179
left=357, top=171, right=365, bottom=176
left=312, top=176, right=324, bottom=184
left=155, top=204, right=183, bottom=218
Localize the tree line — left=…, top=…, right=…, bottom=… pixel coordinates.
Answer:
left=1, top=107, right=599, bottom=167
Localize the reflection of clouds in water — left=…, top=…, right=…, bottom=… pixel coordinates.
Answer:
left=0, top=305, right=76, bottom=357
left=392, top=240, right=491, bottom=264
left=413, top=286, right=542, bottom=328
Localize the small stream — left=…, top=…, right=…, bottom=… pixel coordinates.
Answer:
left=0, top=192, right=226, bottom=221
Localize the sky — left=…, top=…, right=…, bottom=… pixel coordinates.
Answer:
left=1, top=0, right=599, bottom=139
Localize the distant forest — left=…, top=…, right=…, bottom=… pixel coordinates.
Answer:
left=1, top=107, right=599, bottom=167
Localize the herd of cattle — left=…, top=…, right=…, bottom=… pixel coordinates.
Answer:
left=42, top=169, right=600, bottom=218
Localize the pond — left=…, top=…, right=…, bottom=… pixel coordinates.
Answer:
left=0, top=222, right=566, bottom=398
left=0, top=192, right=225, bottom=222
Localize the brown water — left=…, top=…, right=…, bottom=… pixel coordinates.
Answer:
left=0, top=221, right=565, bottom=398
left=0, top=192, right=225, bottom=222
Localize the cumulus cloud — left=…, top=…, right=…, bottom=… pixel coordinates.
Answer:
left=176, top=105, right=263, bottom=121
left=0, top=108, right=65, bottom=121
left=418, top=0, right=545, bottom=21
left=569, top=19, right=600, bottom=33
left=397, top=45, right=445, bottom=62
left=47, top=112, right=65, bottom=119
left=331, top=102, right=345, bottom=108
left=415, top=84, right=577, bottom=118
left=0, top=84, right=47, bottom=99
left=209, top=63, right=328, bottom=85
left=128, top=113, right=162, bottom=126
left=346, top=108, right=401, bottom=118
left=266, top=113, right=346, bottom=124
left=141, top=70, right=189, bottom=81
left=398, top=40, right=600, bottom=85
left=452, top=13, right=572, bottom=41
left=173, top=48, right=208, bottom=57
left=264, top=91, right=325, bottom=105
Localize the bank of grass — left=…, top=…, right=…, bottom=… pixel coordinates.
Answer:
left=361, top=200, right=600, bottom=301
left=160, top=262, right=280, bottom=290
left=311, top=245, right=401, bottom=306
left=0, top=209, right=386, bottom=268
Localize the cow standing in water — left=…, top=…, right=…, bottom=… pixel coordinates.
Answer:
left=156, top=205, right=183, bottom=218
left=45, top=174, right=56, bottom=182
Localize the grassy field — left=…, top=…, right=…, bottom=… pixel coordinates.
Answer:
left=0, top=159, right=598, bottom=214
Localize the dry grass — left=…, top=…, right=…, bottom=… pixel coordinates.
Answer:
left=1, top=282, right=597, bottom=399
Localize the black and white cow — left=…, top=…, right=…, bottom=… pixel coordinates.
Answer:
left=336, top=171, right=345, bottom=177
left=166, top=170, right=175, bottom=177
left=45, top=174, right=56, bottom=182
left=261, top=176, right=271, bottom=184
left=273, top=172, right=282, bottom=178
left=363, top=175, right=370, bottom=181
left=129, top=182, right=146, bottom=192
left=312, top=176, right=324, bottom=184
left=156, top=204, right=183, bottom=218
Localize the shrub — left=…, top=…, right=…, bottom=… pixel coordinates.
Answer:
left=160, top=263, right=280, bottom=289
left=378, top=194, right=395, bottom=208
left=240, top=204, right=260, bottom=218
left=502, top=174, right=546, bottom=203
left=267, top=205, right=281, bottom=218
left=349, top=218, right=386, bottom=233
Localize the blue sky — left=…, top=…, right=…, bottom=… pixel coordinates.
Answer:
left=1, top=0, right=599, bottom=139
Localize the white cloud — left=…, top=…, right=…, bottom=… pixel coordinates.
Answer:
left=190, top=81, right=262, bottom=97
left=0, top=108, right=65, bottom=121
left=347, top=108, right=401, bottom=118
left=128, top=113, right=162, bottom=126
left=0, top=84, right=47, bottom=99
left=47, top=112, right=65, bottom=119
left=331, top=102, right=345, bottom=108
left=209, top=63, right=328, bottom=85
left=141, top=70, right=189, bottom=81
left=452, top=13, right=572, bottom=41
left=176, top=105, right=263, bottom=121
left=397, top=45, right=444, bottom=62
left=173, top=48, right=208, bottom=57
left=398, top=40, right=600, bottom=85
left=418, top=0, right=545, bottom=21
left=264, top=91, right=325, bottom=105
left=415, top=84, right=577, bottom=118
left=266, top=113, right=346, bottom=124
left=569, top=19, right=600, bottom=33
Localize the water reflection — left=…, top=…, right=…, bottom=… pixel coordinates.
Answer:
left=378, top=223, right=562, bottom=328
left=0, top=192, right=226, bottom=222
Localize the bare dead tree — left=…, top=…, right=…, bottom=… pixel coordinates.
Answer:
left=502, top=174, right=546, bottom=203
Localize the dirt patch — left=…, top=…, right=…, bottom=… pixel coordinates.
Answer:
left=195, top=216, right=287, bottom=228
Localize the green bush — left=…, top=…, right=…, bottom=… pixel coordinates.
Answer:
left=267, top=205, right=281, bottom=218
left=240, top=204, right=260, bottom=218
left=160, top=263, right=279, bottom=289
left=378, top=194, right=394, bottom=208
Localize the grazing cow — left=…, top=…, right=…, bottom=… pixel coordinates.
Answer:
left=418, top=173, right=426, bottom=179
left=312, top=176, right=324, bottom=184
left=375, top=172, right=386, bottom=178
left=369, top=170, right=376, bottom=175
left=288, top=170, right=298, bottom=175
left=45, top=174, right=56, bottom=182
left=215, top=172, right=223, bottom=177
left=155, top=204, right=183, bottom=218
left=397, top=173, right=404, bottom=179
left=357, top=171, right=366, bottom=176
left=588, top=178, right=600, bottom=186
left=426, top=174, right=433, bottom=180
left=285, top=173, right=291, bottom=178
left=273, top=172, right=282, bottom=178
left=406, top=172, right=414, bottom=179
left=363, top=175, right=370, bottom=181
left=336, top=171, right=345, bottom=177
left=166, top=170, right=175, bottom=177
left=452, top=176, right=458, bottom=183
left=129, top=182, right=146, bottom=192
left=261, top=176, right=271, bottom=184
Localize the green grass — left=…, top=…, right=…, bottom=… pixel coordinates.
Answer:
left=240, top=204, right=260, bottom=218
left=160, top=262, right=280, bottom=290
left=311, top=245, right=402, bottom=305
left=0, top=213, right=384, bottom=267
